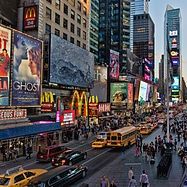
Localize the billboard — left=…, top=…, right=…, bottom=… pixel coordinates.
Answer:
left=128, top=83, right=133, bottom=104
left=172, top=76, right=179, bottom=90
left=12, top=31, right=42, bottom=106
left=50, top=34, right=94, bottom=88
left=109, top=50, right=119, bottom=80
left=138, top=81, right=147, bottom=102
left=23, top=6, right=38, bottom=30
left=110, top=83, right=127, bottom=103
left=0, top=26, right=11, bottom=106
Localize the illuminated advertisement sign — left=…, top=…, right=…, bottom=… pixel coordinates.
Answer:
left=41, top=92, right=54, bottom=112
left=109, top=50, right=119, bottom=80
left=60, top=110, right=75, bottom=125
left=169, top=30, right=178, bottom=37
left=23, top=6, right=38, bottom=30
left=128, top=83, right=133, bottom=104
left=98, top=103, right=111, bottom=114
left=0, top=26, right=11, bottom=106
left=138, top=81, right=147, bottom=102
left=172, top=76, right=179, bottom=90
left=50, top=34, right=94, bottom=88
left=110, top=83, right=127, bottom=103
left=171, top=38, right=177, bottom=48
left=170, top=51, right=179, bottom=57
left=146, top=84, right=150, bottom=101
left=172, top=58, right=179, bottom=66
left=12, top=31, right=42, bottom=106
left=0, top=109, right=27, bottom=120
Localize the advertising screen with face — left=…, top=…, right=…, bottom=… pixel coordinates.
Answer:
left=172, top=76, right=179, bottom=90
left=110, top=83, right=127, bottom=103
left=109, top=50, right=119, bottom=80
left=12, top=31, right=42, bottom=106
left=138, top=81, right=148, bottom=102
left=0, top=26, right=11, bottom=106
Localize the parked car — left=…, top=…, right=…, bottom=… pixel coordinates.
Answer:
left=36, top=144, right=71, bottom=162
left=28, top=165, right=88, bottom=187
left=51, top=150, right=87, bottom=167
left=0, top=165, right=47, bottom=187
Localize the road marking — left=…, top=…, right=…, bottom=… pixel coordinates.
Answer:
left=124, top=163, right=141, bottom=166
left=85, top=148, right=93, bottom=152
left=82, top=149, right=111, bottom=165
left=23, top=161, right=38, bottom=167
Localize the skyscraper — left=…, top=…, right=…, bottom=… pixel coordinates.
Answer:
left=164, top=5, right=181, bottom=102
left=133, top=13, right=155, bottom=80
left=89, top=0, right=99, bottom=63
left=98, top=0, right=130, bottom=75
left=130, top=0, right=150, bottom=50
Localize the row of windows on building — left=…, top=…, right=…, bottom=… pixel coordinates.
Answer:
left=46, top=7, right=87, bottom=28
left=46, top=0, right=88, bottom=16
left=45, top=24, right=87, bottom=49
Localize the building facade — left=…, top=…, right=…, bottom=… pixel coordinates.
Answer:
left=164, top=5, right=182, bottom=102
left=158, top=54, right=164, bottom=101
left=130, top=0, right=150, bottom=50
left=133, top=13, right=155, bottom=80
left=89, top=0, right=99, bottom=63
left=98, top=0, right=130, bottom=75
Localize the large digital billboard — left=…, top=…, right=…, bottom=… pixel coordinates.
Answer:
left=138, top=81, right=148, bottom=102
left=109, top=50, right=119, bottom=80
left=50, top=34, right=94, bottom=88
left=110, top=83, right=127, bottom=103
left=128, top=83, right=133, bottom=104
left=12, top=31, right=42, bottom=106
left=172, top=76, right=179, bottom=90
left=0, top=26, right=11, bottom=106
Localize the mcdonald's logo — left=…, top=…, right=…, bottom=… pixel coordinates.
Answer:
left=41, top=92, right=54, bottom=112
left=71, top=90, right=88, bottom=117
left=23, top=6, right=38, bottom=30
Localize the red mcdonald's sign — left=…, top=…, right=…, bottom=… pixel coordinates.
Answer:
left=23, top=6, right=38, bottom=30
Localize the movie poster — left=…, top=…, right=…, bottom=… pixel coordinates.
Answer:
left=0, top=26, right=11, bottom=106
left=12, top=31, right=42, bottom=106
left=109, top=50, right=119, bottom=80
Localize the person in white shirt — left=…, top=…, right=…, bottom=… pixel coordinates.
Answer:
left=140, top=170, right=149, bottom=187
left=128, top=167, right=134, bottom=180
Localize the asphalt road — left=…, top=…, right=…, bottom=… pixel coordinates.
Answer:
left=0, top=126, right=183, bottom=187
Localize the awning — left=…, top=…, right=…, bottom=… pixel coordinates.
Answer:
left=0, top=122, right=61, bottom=140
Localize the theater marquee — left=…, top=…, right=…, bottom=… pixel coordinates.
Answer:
left=23, top=6, right=38, bottom=30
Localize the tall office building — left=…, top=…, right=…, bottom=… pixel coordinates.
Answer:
left=130, top=0, right=150, bottom=50
left=159, top=54, right=164, bottom=100
left=98, top=0, right=130, bottom=75
left=133, top=13, right=155, bottom=80
left=18, top=0, right=90, bottom=50
left=0, top=0, right=19, bottom=28
left=89, top=0, right=99, bottom=63
left=164, top=5, right=182, bottom=102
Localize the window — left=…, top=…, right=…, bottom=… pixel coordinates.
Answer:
left=55, top=29, right=60, bottom=36
left=55, top=0, right=60, bottom=10
left=69, top=0, right=75, bottom=6
left=55, top=13, right=60, bottom=24
left=45, top=24, right=51, bottom=34
left=64, top=4, right=68, bottom=15
left=46, top=7, right=51, bottom=19
left=77, top=14, right=81, bottom=24
left=83, top=19, right=86, bottom=28
left=70, top=23, right=75, bottom=33
left=77, top=27, right=81, bottom=36
left=70, top=37, right=74, bottom=44
left=14, top=174, right=25, bottom=183
left=83, top=6, right=87, bottom=16
left=71, top=10, right=75, bottom=19
left=77, top=40, right=80, bottom=47
left=63, top=18, right=68, bottom=29
left=83, top=31, right=86, bottom=40
left=83, top=43, right=86, bottom=49
left=46, top=0, right=52, bottom=3
left=24, top=172, right=35, bottom=178
left=77, top=1, right=81, bottom=11
left=63, top=33, right=68, bottom=40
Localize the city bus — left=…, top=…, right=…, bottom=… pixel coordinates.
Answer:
left=107, top=126, right=139, bottom=147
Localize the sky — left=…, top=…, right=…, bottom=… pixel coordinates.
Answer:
left=149, top=0, right=187, bottom=82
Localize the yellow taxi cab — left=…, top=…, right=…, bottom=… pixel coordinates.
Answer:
left=91, top=139, right=107, bottom=148
left=140, top=124, right=152, bottom=135
left=0, top=165, right=47, bottom=187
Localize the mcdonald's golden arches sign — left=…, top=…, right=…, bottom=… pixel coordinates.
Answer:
left=23, top=6, right=38, bottom=30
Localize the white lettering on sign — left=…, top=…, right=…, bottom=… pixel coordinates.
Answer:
left=169, top=30, right=178, bottom=36
left=98, top=103, right=111, bottom=113
left=0, top=109, right=27, bottom=120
